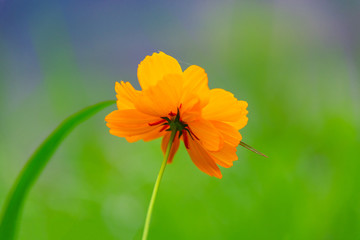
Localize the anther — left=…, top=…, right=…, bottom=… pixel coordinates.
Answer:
left=183, top=130, right=190, bottom=149
left=169, top=111, right=176, bottom=117
left=188, top=127, right=199, bottom=140
left=148, top=119, right=167, bottom=126
left=159, top=125, right=169, bottom=132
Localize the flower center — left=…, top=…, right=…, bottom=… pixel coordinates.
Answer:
left=148, top=108, right=199, bottom=149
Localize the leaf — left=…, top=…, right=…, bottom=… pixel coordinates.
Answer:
left=0, top=100, right=116, bottom=240
left=239, top=141, right=268, bottom=158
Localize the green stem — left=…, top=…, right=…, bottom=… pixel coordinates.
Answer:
left=142, top=130, right=177, bottom=240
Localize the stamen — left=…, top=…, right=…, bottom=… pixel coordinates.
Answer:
left=148, top=119, right=167, bottom=126
left=159, top=125, right=169, bottom=132
left=188, top=127, right=199, bottom=140
left=183, top=130, right=189, bottom=149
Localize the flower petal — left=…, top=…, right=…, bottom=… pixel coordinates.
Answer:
left=209, top=143, right=238, bottom=168
left=125, top=125, right=166, bottom=143
left=179, top=94, right=202, bottom=123
left=105, top=109, right=164, bottom=142
left=115, top=81, right=141, bottom=110
left=135, top=74, right=183, bottom=117
left=188, top=119, right=223, bottom=151
left=109, top=125, right=163, bottom=140
left=182, top=65, right=210, bottom=108
left=202, top=89, right=248, bottom=130
left=210, top=121, right=242, bottom=147
left=105, top=109, right=158, bottom=125
left=161, top=132, right=180, bottom=163
left=186, top=139, right=222, bottom=178
left=226, top=101, right=248, bottom=129
left=137, top=51, right=182, bottom=90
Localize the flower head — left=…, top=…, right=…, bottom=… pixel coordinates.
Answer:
left=105, top=52, right=248, bottom=178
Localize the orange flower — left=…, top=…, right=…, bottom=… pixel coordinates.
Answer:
left=105, top=52, right=248, bottom=178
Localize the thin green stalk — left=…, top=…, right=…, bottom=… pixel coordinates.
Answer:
left=0, top=100, right=115, bottom=240
left=240, top=141, right=268, bottom=158
left=142, top=130, right=177, bottom=240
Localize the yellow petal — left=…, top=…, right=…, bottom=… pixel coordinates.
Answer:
left=226, top=101, right=248, bottom=129
left=108, top=125, right=154, bottom=136
left=161, top=132, right=180, bottom=163
left=210, top=121, right=242, bottom=147
left=188, top=119, right=223, bottom=151
left=186, top=138, right=222, bottom=178
left=137, top=51, right=182, bottom=90
left=105, top=109, right=158, bottom=125
left=182, top=65, right=210, bottom=108
left=179, top=94, right=202, bottom=123
left=115, top=81, right=140, bottom=110
left=135, top=74, right=183, bottom=117
left=202, top=89, right=248, bottom=130
left=125, top=125, right=166, bottom=143
left=105, top=109, right=163, bottom=142
left=209, top=143, right=238, bottom=168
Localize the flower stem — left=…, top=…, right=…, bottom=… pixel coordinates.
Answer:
left=142, top=130, right=177, bottom=240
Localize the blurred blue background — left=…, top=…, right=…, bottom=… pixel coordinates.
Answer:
left=1, top=0, right=359, bottom=239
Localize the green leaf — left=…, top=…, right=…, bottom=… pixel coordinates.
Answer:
left=0, top=100, right=116, bottom=240
left=239, top=141, right=268, bottom=158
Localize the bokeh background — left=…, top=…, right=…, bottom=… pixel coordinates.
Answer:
left=1, top=0, right=360, bottom=239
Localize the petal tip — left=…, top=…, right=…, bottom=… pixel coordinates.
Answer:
left=214, top=172, right=223, bottom=179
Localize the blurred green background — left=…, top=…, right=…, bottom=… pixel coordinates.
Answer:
left=1, top=0, right=360, bottom=239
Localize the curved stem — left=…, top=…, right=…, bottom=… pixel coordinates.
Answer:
left=142, top=130, right=177, bottom=240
